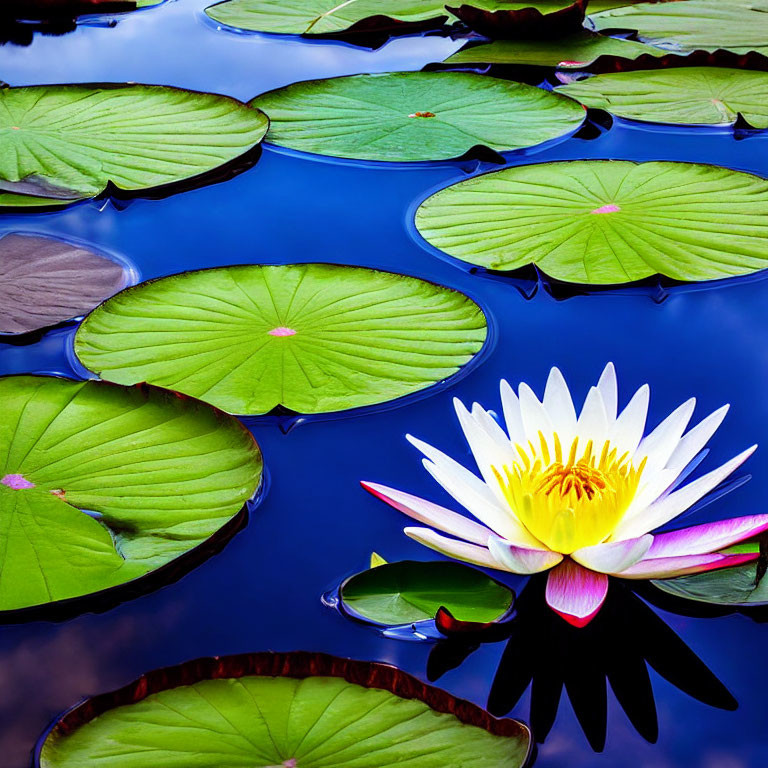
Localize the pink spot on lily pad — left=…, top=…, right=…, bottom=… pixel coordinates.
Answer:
left=269, top=327, right=296, bottom=337
left=283, top=761, right=298, bottom=768
left=1, top=473, right=35, bottom=490
left=11, top=126, right=20, bottom=130
left=591, top=204, right=621, bottom=215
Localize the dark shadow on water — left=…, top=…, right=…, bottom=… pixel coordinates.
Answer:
left=427, top=577, right=738, bottom=752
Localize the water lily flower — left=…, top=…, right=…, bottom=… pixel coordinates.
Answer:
left=362, top=365, right=766, bottom=627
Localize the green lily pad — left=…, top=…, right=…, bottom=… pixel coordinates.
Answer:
left=74, top=263, right=488, bottom=415
left=251, top=72, right=585, bottom=162
left=0, top=84, right=268, bottom=203
left=205, top=0, right=449, bottom=35
left=443, top=30, right=662, bottom=67
left=653, top=560, right=768, bottom=606
left=0, top=375, right=263, bottom=613
left=558, top=67, right=768, bottom=127
left=415, top=160, right=768, bottom=284
left=0, top=233, right=128, bottom=335
left=39, top=652, right=531, bottom=768
left=341, top=560, right=515, bottom=626
left=590, top=0, right=768, bottom=55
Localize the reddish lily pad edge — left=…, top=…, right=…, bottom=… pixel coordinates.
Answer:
left=35, top=651, right=532, bottom=763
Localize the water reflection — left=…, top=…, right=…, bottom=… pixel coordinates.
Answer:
left=428, top=577, right=738, bottom=753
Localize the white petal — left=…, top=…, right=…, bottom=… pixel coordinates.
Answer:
left=634, top=398, right=696, bottom=473
left=572, top=534, right=653, bottom=573
left=518, top=382, right=554, bottom=447
left=597, top=362, right=618, bottom=422
left=404, top=527, right=503, bottom=570
left=361, top=482, right=493, bottom=545
left=609, top=383, right=650, bottom=456
left=612, top=445, right=757, bottom=539
left=500, top=379, right=526, bottom=445
left=488, top=536, right=562, bottom=574
left=576, top=386, right=608, bottom=449
left=543, top=367, right=577, bottom=440
left=665, top=405, right=729, bottom=475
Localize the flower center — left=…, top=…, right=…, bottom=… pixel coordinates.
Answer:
left=494, top=434, right=645, bottom=554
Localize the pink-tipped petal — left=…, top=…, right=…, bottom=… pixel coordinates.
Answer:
left=616, top=552, right=758, bottom=580
left=361, top=482, right=493, bottom=546
left=404, top=527, right=502, bottom=570
left=572, top=534, right=653, bottom=574
left=647, top=515, right=768, bottom=558
left=487, top=536, right=563, bottom=574
left=545, top=560, right=609, bottom=627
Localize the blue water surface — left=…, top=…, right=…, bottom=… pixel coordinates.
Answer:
left=2, top=1, right=768, bottom=766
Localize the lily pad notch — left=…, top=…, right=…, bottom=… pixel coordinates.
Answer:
left=38, top=651, right=532, bottom=768
left=0, top=375, right=264, bottom=616
left=74, top=263, right=489, bottom=416
left=251, top=71, right=585, bottom=163
left=0, top=83, right=268, bottom=208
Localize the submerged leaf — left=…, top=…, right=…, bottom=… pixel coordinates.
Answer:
left=0, top=233, right=128, bottom=335
left=341, top=560, right=515, bottom=626
left=251, top=72, right=584, bottom=162
left=446, top=1, right=587, bottom=38
left=39, top=652, right=531, bottom=768
left=0, top=376, right=263, bottom=613
left=75, top=263, right=488, bottom=415
left=558, top=67, right=768, bottom=127
left=415, top=160, right=768, bottom=284
left=653, top=559, right=768, bottom=606
left=443, top=30, right=662, bottom=67
left=590, top=0, right=768, bottom=55
left=0, top=84, right=268, bottom=203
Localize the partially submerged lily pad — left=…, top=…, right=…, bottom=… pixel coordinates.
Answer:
left=446, top=1, right=587, bottom=38
left=251, top=72, right=585, bottom=162
left=415, top=160, right=768, bottom=284
left=0, top=375, right=263, bottom=613
left=558, top=67, right=768, bottom=127
left=0, top=84, right=268, bottom=204
left=38, top=652, right=531, bottom=768
left=75, top=263, right=488, bottom=415
left=205, top=0, right=449, bottom=36
left=653, top=556, right=768, bottom=606
left=0, top=233, right=128, bottom=335
left=590, top=0, right=768, bottom=55
left=341, top=560, right=515, bottom=626
left=443, top=30, right=661, bottom=68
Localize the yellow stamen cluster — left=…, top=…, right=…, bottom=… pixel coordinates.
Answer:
left=493, top=433, right=646, bottom=554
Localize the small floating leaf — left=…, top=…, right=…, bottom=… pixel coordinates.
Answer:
left=75, top=263, right=487, bottom=415
left=205, top=0, right=449, bottom=36
left=590, top=0, right=768, bottom=55
left=0, top=84, right=268, bottom=204
left=251, top=72, right=584, bottom=162
left=39, top=652, right=531, bottom=768
left=0, top=234, right=127, bottom=335
left=341, top=560, right=514, bottom=626
left=415, top=160, right=768, bottom=284
left=558, top=67, right=768, bottom=127
left=0, top=376, right=262, bottom=613
left=443, top=30, right=662, bottom=67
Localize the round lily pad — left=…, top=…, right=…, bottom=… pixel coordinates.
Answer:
left=558, top=67, right=768, bottom=127
left=590, top=0, right=768, bottom=56
left=74, top=263, right=488, bottom=415
left=0, top=84, right=268, bottom=203
left=444, top=30, right=662, bottom=68
left=0, top=233, right=129, bottom=335
left=0, top=375, right=263, bottom=614
left=205, top=0, right=449, bottom=36
left=415, top=160, right=768, bottom=284
left=341, top=560, right=515, bottom=626
left=38, top=652, right=531, bottom=768
left=251, top=72, right=585, bottom=162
